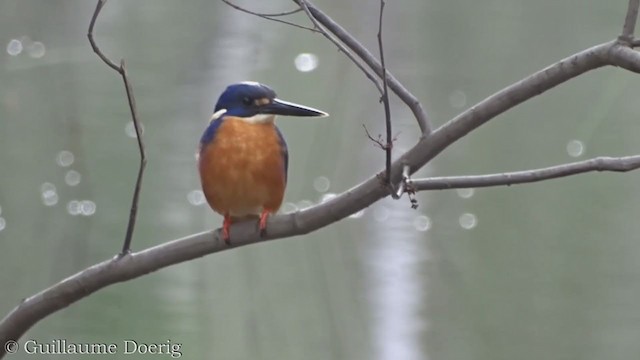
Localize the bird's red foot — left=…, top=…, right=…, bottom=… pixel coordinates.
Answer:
left=222, top=214, right=231, bottom=245
left=259, top=210, right=270, bottom=237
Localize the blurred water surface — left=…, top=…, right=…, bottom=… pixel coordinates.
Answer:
left=1, top=0, right=640, bottom=359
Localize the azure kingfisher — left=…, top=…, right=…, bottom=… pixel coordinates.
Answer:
left=198, top=81, right=328, bottom=243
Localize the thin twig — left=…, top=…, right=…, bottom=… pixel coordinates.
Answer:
left=120, top=61, right=147, bottom=254
left=241, top=6, right=302, bottom=17
left=4, top=3, right=640, bottom=356
left=221, top=0, right=383, bottom=93
left=221, top=0, right=317, bottom=33
left=622, top=0, right=640, bottom=39
left=411, top=155, right=640, bottom=191
left=87, top=0, right=119, bottom=72
left=88, top=0, right=147, bottom=255
left=376, top=0, right=394, bottom=198
left=362, top=124, right=387, bottom=150
left=299, top=0, right=431, bottom=135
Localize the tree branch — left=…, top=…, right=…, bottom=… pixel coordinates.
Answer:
left=221, top=0, right=317, bottom=32
left=298, top=0, right=432, bottom=135
left=296, top=0, right=383, bottom=94
left=87, top=0, right=147, bottom=255
left=0, top=40, right=630, bottom=354
left=609, top=44, right=640, bottom=73
left=222, top=0, right=383, bottom=93
left=3, top=2, right=640, bottom=357
left=87, top=0, right=119, bottom=72
left=622, top=0, right=640, bottom=39
left=411, top=155, right=640, bottom=191
left=376, top=0, right=395, bottom=197
left=426, top=42, right=611, bottom=159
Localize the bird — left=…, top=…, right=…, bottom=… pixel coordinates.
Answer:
left=198, top=81, right=328, bottom=244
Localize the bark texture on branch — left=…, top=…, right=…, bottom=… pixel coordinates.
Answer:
left=2, top=1, right=640, bottom=357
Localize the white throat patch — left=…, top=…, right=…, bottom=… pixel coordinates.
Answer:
left=209, top=109, right=274, bottom=124
left=236, top=113, right=275, bottom=124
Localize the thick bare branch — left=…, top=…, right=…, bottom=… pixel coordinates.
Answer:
left=0, top=39, right=626, bottom=353
left=412, top=155, right=640, bottom=191
left=609, top=44, right=640, bottom=73
left=426, top=42, right=611, bottom=158
left=4, top=1, right=640, bottom=355
left=298, top=0, right=431, bottom=134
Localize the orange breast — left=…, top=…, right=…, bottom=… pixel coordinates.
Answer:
left=199, top=117, right=286, bottom=218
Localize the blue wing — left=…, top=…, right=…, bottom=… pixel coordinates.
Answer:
left=275, top=126, right=289, bottom=184
left=200, top=118, right=223, bottom=149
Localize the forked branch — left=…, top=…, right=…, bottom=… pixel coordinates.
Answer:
left=297, top=0, right=432, bottom=134
left=2, top=1, right=640, bottom=358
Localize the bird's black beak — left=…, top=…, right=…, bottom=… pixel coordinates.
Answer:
left=261, top=98, right=328, bottom=117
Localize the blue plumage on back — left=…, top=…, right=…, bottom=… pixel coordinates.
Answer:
left=200, top=118, right=223, bottom=147
left=274, top=126, right=289, bottom=183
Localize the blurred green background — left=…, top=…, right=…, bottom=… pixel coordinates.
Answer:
left=1, top=0, right=640, bottom=359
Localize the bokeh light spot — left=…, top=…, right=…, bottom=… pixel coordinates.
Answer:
left=7, top=39, right=22, bottom=56
left=67, top=200, right=81, bottom=216
left=459, top=213, right=477, bottom=229
left=566, top=139, right=584, bottom=157
left=65, top=170, right=81, bottom=186
left=56, top=150, right=75, bottom=167
left=281, top=202, right=298, bottom=214
left=0, top=217, right=5, bottom=232
left=187, top=190, right=206, bottom=206
left=80, top=200, right=96, bottom=216
left=413, top=215, right=431, bottom=231
left=449, top=90, right=467, bottom=109
left=456, top=188, right=474, bottom=199
left=40, top=182, right=58, bottom=206
left=297, top=200, right=314, bottom=210
left=294, top=53, right=318, bottom=72
left=27, top=41, right=45, bottom=58
left=313, top=176, right=330, bottom=193
left=373, top=206, right=389, bottom=222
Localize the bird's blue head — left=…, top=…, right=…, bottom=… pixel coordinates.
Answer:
left=213, top=81, right=328, bottom=120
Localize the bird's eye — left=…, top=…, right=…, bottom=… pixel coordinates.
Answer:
left=242, top=97, right=252, bottom=106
